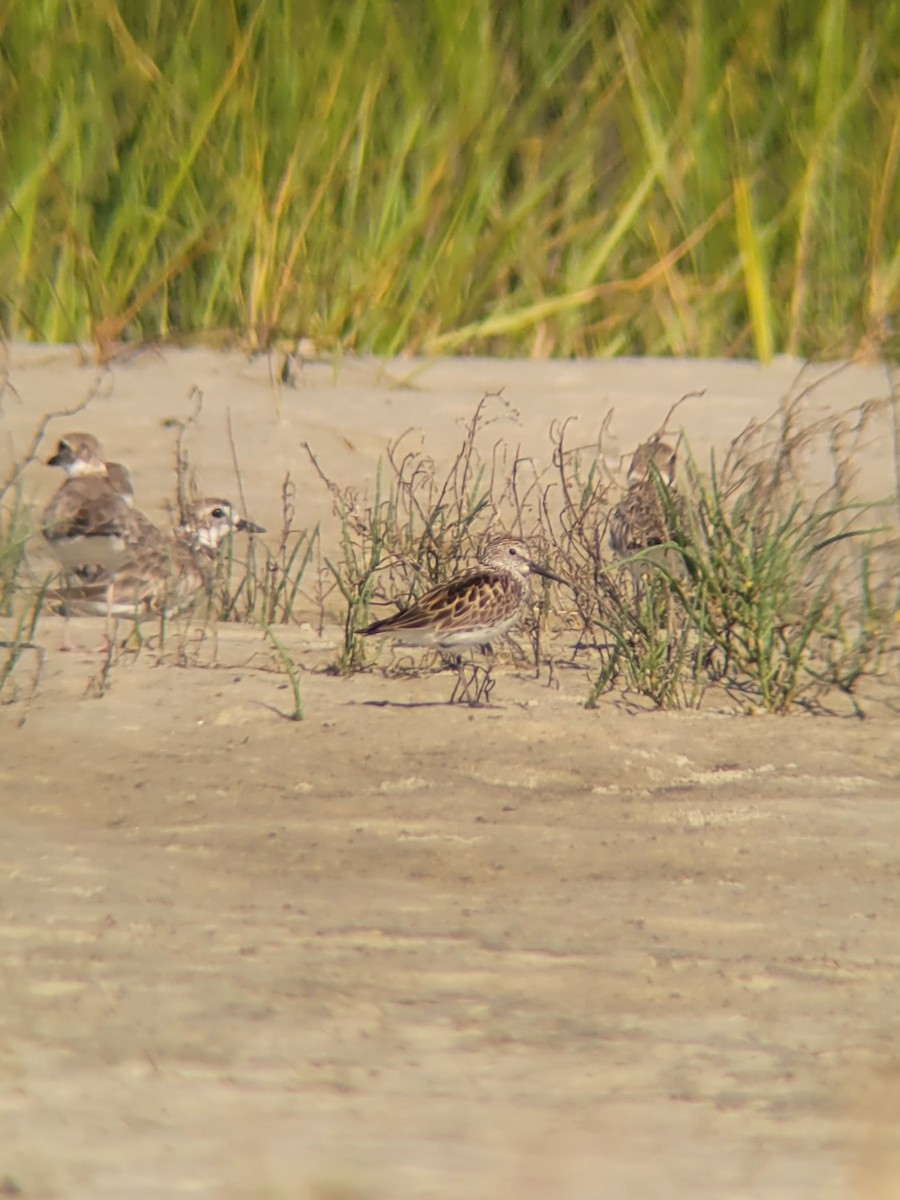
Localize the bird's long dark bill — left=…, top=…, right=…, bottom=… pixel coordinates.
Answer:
left=529, top=561, right=566, bottom=585
left=236, top=518, right=266, bottom=533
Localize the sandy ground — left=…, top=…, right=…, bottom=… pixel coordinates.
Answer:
left=1, top=346, right=899, bottom=1199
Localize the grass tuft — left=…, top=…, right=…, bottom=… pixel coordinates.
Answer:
left=558, top=378, right=900, bottom=713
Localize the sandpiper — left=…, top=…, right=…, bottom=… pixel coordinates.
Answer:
left=360, top=534, right=564, bottom=653
left=609, top=438, right=679, bottom=560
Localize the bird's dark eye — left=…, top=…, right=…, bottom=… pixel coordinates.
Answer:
left=508, top=546, right=518, bottom=556
left=211, top=507, right=227, bottom=519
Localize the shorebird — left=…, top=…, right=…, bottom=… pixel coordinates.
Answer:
left=54, top=498, right=265, bottom=619
left=609, top=438, right=679, bottom=561
left=42, top=432, right=164, bottom=648
left=360, top=534, right=565, bottom=653
left=42, top=433, right=159, bottom=574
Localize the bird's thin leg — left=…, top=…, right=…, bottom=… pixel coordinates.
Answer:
left=57, top=572, right=86, bottom=653
left=449, top=654, right=495, bottom=706
left=103, top=579, right=116, bottom=653
left=450, top=655, right=468, bottom=704
left=59, top=610, right=74, bottom=652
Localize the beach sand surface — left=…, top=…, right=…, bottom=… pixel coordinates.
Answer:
left=1, top=346, right=899, bottom=1199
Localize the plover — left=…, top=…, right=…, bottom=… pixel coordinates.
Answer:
left=42, top=433, right=158, bottom=574
left=609, top=438, right=679, bottom=561
left=360, top=534, right=564, bottom=653
left=55, top=498, right=265, bottom=618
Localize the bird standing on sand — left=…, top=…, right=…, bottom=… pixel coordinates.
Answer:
left=360, top=534, right=565, bottom=653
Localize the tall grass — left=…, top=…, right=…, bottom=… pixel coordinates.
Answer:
left=1, top=0, right=897, bottom=359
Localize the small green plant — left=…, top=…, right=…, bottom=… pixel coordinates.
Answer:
left=215, top=504, right=319, bottom=627
left=0, top=481, right=33, bottom=615
left=262, top=625, right=304, bottom=720
left=307, top=452, right=395, bottom=675
left=805, top=543, right=900, bottom=716
left=254, top=476, right=320, bottom=625
left=0, top=582, right=48, bottom=708
left=584, top=567, right=706, bottom=710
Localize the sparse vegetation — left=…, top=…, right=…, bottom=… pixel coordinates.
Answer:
left=306, top=375, right=900, bottom=712
left=262, top=624, right=304, bottom=720
left=1, top=370, right=897, bottom=713
left=0, top=478, right=33, bottom=616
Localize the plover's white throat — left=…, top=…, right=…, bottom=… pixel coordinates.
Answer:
left=46, top=432, right=112, bottom=480
left=360, top=534, right=564, bottom=652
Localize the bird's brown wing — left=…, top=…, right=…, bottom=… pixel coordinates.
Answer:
left=362, top=569, right=515, bottom=635
left=609, top=481, right=672, bottom=554
left=42, top=478, right=131, bottom=540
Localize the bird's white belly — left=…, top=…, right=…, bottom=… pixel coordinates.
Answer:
left=50, top=534, right=127, bottom=571
left=392, top=612, right=519, bottom=651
